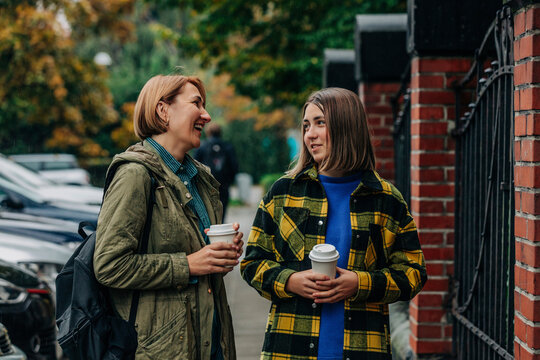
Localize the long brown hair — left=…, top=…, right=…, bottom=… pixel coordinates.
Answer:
left=288, top=87, right=375, bottom=176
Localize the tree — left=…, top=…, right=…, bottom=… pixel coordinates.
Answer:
left=202, top=74, right=294, bottom=182
left=220, top=118, right=290, bottom=184
left=0, top=1, right=134, bottom=157
left=76, top=0, right=198, bottom=155
left=168, top=0, right=407, bottom=110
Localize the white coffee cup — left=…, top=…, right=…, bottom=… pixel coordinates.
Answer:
left=207, top=223, right=238, bottom=245
left=309, top=244, right=340, bottom=279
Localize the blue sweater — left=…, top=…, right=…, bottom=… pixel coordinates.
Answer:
left=317, top=172, right=362, bottom=360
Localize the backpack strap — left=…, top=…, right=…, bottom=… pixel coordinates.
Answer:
left=78, top=221, right=95, bottom=239
left=101, top=160, right=157, bottom=326
left=128, top=172, right=157, bottom=326
left=77, top=161, right=133, bottom=238
left=102, top=160, right=132, bottom=203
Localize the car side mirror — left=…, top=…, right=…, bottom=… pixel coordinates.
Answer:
left=0, top=195, right=24, bottom=210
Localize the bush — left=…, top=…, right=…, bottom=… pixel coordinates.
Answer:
left=82, top=157, right=112, bottom=187
left=223, top=119, right=290, bottom=184
left=259, top=173, right=284, bottom=193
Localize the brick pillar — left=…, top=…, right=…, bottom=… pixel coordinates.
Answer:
left=513, top=4, right=540, bottom=359
left=359, top=83, right=399, bottom=182
left=408, top=56, right=471, bottom=356
left=355, top=14, right=407, bottom=184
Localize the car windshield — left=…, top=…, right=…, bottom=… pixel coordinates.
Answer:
left=0, top=177, right=46, bottom=203
left=16, top=161, right=41, bottom=171
left=43, top=160, right=77, bottom=170
left=0, top=156, right=52, bottom=188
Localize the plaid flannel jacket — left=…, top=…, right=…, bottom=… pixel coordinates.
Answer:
left=240, top=166, right=427, bottom=360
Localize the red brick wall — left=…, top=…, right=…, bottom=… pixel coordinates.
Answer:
left=359, top=82, right=399, bottom=183
left=408, top=57, right=471, bottom=356
left=514, top=4, right=540, bottom=359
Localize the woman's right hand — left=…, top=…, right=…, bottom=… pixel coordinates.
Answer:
left=285, top=270, right=330, bottom=299
left=187, top=242, right=239, bottom=275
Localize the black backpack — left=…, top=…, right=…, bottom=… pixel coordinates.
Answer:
left=55, top=162, right=157, bottom=360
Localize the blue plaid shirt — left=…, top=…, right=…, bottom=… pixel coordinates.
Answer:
left=146, top=138, right=211, bottom=240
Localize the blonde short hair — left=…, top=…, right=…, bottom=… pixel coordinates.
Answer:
left=288, top=87, right=375, bottom=176
left=133, top=75, right=206, bottom=140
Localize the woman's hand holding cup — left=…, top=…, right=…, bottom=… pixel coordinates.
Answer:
left=187, top=241, right=239, bottom=275
left=230, top=222, right=244, bottom=258
left=186, top=223, right=244, bottom=276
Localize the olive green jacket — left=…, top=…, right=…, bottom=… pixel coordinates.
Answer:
left=94, top=142, right=236, bottom=360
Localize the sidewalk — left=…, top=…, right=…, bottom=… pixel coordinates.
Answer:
left=223, top=185, right=269, bottom=360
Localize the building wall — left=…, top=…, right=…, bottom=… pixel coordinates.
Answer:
left=354, top=3, right=540, bottom=359
left=408, top=57, right=472, bottom=356
left=513, top=4, right=540, bottom=359
left=359, top=82, right=398, bottom=183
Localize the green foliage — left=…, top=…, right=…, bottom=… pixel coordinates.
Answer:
left=76, top=0, right=197, bottom=155
left=0, top=0, right=135, bottom=158
left=260, top=173, right=284, bottom=193
left=223, top=119, right=290, bottom=184
left=84, top=157, right=113, bottom=187
left=166, top=0, right=407, bottom=110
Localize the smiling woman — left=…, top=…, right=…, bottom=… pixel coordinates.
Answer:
left=152, top=82, right=211, bottom=160
left=303, top=104, right=330, bottom=171
left=91, top=74, right=243, bottom=359
left=241, top=87, right=427, bottom=360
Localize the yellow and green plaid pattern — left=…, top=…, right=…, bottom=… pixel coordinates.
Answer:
left=240, top=166, right=427, bottom=360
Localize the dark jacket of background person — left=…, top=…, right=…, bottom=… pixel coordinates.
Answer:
left=194, top=124, right=238, bottom=220
left=94, top=142, right=236, bottom=360
left=240, top=165, right=427, bottom=360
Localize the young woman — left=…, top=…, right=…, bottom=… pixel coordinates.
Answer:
left=241, top=87, right=427, bottom=360
left=94, top=75, right=243, bottom=359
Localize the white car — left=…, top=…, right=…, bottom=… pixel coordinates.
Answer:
left=10, top=153, right=91, bottom=186
left=0, top=155, right=103, bottom=206
left=0, top=231, right=73, bottom=293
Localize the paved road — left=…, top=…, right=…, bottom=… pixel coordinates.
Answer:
left=223, top=186, right=269, bottom=360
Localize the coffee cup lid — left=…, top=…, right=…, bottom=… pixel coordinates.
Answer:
left=309, top=244, right=339, bottom=262
left=207, top=223, right=237, bottom=236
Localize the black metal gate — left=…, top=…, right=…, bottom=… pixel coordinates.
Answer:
left=452, top=6, right=515, bottom=360
left=392, top=62, right=412, bottom=206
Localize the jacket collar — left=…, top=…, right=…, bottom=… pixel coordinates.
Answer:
left=292, top=164, right=319, bottom=182
left=139, top=141, right=221, bottom=190
left=292, top=164, right=384, bottom=194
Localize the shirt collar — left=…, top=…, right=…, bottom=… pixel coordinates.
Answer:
left=293, top=163, right=383, bottom=192
left=146, top=137, right=198, bottom=180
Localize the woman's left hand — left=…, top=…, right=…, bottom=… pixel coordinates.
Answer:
left=205, top=223, right=244, bottom=258
left=231, top=222, right=244, bottom=258
left=312, top=267, right=359, bottom=303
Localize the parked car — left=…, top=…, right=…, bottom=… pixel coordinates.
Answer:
left=0, top=155, right=102, bottom=206
left=9, top=153, right=91, bottom=186
left=0, top=260, right=56, bottom=360
left=0, top=232, right=73, bottom=292
left=0, top=211, right=82, bottom=249
left=0, top=322, right=26, bottom=359
left=0, top=177, right=99, bottom=224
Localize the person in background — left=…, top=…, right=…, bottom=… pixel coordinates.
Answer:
left=94, top=74, right=242, bottom=359
left=241, top=87, right=427, bottom=360
left=194, top=123, right=239, bottom=221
